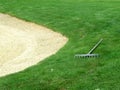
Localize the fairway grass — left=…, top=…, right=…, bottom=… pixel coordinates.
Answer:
left=0, top=0, right=120, bottom=90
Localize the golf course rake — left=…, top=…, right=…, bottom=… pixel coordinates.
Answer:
left=75, top=39, right=103, bottom=58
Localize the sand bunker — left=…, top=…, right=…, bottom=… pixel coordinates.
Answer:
left=0, top=13, right=68, bottom=77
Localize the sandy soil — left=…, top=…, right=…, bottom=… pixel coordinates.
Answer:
left=0, top=13, right=68, bottom=77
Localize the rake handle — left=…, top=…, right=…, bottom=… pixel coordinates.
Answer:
left=88, top=39, right=103, bottom=54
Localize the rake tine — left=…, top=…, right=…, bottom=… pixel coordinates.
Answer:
left=74, top=54, right=100, bottom=58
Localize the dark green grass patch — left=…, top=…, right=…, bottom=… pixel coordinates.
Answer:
left=0, top=0, right=120, bottom=90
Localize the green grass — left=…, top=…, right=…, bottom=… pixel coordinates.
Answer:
left=0, top=0, right=120, bottom=90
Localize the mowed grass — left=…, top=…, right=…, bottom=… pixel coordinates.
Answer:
left=0, top=0, right=120, bottom=90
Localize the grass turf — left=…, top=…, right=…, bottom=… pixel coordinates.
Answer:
left=0, top=0, right=120, bottom=90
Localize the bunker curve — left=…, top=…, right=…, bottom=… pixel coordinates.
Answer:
left=0, top=13, right=68, bottom=77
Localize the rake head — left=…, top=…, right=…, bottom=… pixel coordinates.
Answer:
left=74, top=54, right=99, bottom=58
left=74, top=39, right=103, bottom=58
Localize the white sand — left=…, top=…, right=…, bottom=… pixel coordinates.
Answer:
left=0, top=13, right=68, bottom=77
